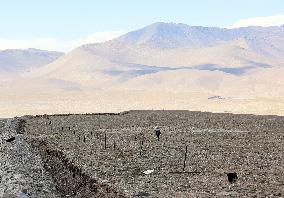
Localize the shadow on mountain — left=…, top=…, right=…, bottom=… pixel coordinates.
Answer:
left=104, top=61, right=271, bottom=78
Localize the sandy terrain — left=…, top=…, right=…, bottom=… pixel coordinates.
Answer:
left=1, top=88, right=284, bottom=118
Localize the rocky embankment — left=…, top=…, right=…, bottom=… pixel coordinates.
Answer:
left=0, top=117, right=59, bottom=197
left=0, top=116, right=128, bottom=198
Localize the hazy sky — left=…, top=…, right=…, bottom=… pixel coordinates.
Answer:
left=1, top=0, right=284, bottom=51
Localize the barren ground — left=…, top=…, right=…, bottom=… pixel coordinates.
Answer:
left=1, top=110, right=284, bottom=197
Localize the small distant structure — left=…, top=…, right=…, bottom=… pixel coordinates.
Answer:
left=154, top=126, right=161, bottom=141
left=208, top=95, right=225, bottom=100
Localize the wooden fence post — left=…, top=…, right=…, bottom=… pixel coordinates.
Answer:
left=183, top=145, right=188, bottom=172
left=104, top=133, right=107, bottom=149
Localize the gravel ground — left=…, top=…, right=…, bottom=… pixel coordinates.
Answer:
left=1, top=110, right=284, bottom=197
left=25, top=111, right=284, bottom=197
left=0, top=118, right=59, bottom=198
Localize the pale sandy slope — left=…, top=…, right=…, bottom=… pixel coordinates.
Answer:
left=1, top=87, right=284, bottom=118
left=27, top=39, right=282, bottom=87
left=115, top=67, right=284, bottom=97
left=2, top=64, right=284, bottom=118
left=81, top=38, right=282, bottom=68
left=0, top=48, right=63, bottom=73
left=2, top=24, right=284, bottom=117
left=1, top=62, right=283, bottom=117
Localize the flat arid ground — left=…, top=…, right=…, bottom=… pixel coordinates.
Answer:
left=1, top=110, right=283, bottom=197
left=1, top=89, right=284, bottom=118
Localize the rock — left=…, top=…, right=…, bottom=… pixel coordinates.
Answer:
left=143, top=169, right=154, bottom=175
left=5, top=137, right=15, bottom=142
left=227, top=172, right=238, bottom=184
left=134, top=191, right=150, bottom=197
left=19, top=191, right=28, bottom=198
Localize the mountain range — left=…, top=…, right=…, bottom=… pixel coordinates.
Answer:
left=1, top=22, right=284, bottom=117
left=0, top=48, right=63, bottom=73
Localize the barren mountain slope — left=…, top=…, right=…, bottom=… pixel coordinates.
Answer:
left=1, top=23, right=284, bottom=117
left=0, top=48, right=64, bottom=73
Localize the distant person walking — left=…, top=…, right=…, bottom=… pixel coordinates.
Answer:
left=154, top=126, right=161, bottom=141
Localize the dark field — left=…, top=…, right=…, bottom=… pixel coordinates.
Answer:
left=20, top=111, right=284, bottom=197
